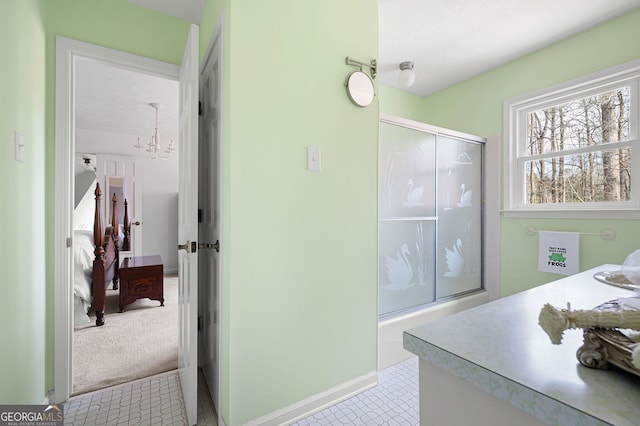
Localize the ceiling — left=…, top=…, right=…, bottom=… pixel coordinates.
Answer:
left=378, top=0, right=640, bottom=96
left=75, top=57, right=179, bottom=156
left=76, top=1, right=640, bottom=156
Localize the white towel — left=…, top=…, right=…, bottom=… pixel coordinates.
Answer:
left=537, top=231, right=580, bottom=275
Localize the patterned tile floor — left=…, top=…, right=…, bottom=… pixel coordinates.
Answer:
left=294, top=356, right=419, bottom=425
left=64, top=356, right=418, bottom=425
left=64, top=369, right=218, bottom=426
left=64, top=371, right=187, bottom=425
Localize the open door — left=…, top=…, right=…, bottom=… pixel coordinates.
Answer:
left=177, top=23, right=199, bottom=426
left=96, top=154, right=143, bottom=256
left=198, top=26, right=222, bottom=416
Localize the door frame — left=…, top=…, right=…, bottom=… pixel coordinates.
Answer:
left=198, top=17, right=224, bottom=419
left=54, top=36, right=179, bottom=403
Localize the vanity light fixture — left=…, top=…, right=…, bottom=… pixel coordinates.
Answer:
left=398, top=61, right=416, bottom=88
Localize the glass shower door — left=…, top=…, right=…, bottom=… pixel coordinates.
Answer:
left=436, top=136, right=483, bottom=298
left=378, top=123, right=436, bottom=317
left=379, top=119, right=484, bottom=319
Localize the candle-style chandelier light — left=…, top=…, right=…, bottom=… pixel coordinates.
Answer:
left=134, top=102, right=175, bottom=159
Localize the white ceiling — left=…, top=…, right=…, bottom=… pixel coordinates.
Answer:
left=75, top=0, right=640, bottom=155
left=75, top=57, right=178, bottom=156
left=379, top=0, right=640, bottom=96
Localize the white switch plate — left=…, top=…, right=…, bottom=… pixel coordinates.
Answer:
left=307, top=146, right=321, bottom=171
left=14, top=131, right=24, bottom=163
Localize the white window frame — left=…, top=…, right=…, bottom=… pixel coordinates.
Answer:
left=503, top=59, right=640, bottom=219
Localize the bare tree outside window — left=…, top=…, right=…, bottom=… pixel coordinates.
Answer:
left=524, top=87, right=631, bottom=205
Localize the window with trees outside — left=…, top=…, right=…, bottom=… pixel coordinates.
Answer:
left=504, top=60, right=640, bottom=218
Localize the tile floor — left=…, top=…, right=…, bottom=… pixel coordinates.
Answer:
left=294, top=356, right=419, bottom=425
left=63, top=371, right=187, bottom=425
left=64, top=356, right=418, bottom=425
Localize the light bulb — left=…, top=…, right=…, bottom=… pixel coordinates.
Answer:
left=398, top=61, right=415, bottom=88
left=399, top=69, right=415, bottom=87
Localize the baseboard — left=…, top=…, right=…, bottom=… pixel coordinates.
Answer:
left=42, top=389, right=54, bottom=405
left=244, top=371, right=378, bottom=426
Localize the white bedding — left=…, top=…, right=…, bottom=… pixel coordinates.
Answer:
left=74, top=230, right=94, bottom=326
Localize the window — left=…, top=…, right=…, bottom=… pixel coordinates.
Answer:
left=504, top=60, right=640, bottom=218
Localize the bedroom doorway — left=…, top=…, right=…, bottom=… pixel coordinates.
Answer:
left=73, top=56, right=180, bottom=397
left=54, top=37, right=183, bottom=403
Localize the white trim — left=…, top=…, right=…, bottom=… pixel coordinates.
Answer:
left=244, top=371, right=378, bottom=426
left=54, top=37, right=74, bottom=404
left=54, top=36, right=179, bottom=404
left=41, top=390, right=54, bottom=405
left=484, top=134, right=501, bottom=301
left=380, top=113, right=485, bottom=143
left=198, top=12, right=225, bottom=425
left=503, top=58, right=640, bottom=216
left=502, top=208, right=640, bottom=219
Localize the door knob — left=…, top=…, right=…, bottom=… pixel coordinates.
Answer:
left=132, top=221, right=141, bottom=226
left=198, top=240, right=220, bottom=252
left=178, top=241, right=196, bottom=253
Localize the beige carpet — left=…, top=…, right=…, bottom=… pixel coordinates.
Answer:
left=72, top=275, right=178, bottom=396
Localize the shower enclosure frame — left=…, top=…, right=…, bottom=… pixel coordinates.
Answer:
left=378, top=114, right=486, bottom=320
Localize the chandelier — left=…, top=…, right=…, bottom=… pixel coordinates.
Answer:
left=134, top=103, right=175, bottom=159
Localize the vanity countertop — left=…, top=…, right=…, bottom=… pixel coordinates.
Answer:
left=404, top=264, right=640, bottom=426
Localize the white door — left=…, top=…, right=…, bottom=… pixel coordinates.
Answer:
left=198, top=30, right=222, bottom=415
left=95, top=153, right=143, bottom=256
left=177, top=23, right=199, bottom=426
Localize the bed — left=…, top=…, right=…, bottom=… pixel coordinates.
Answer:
left=74, top=182, right=128, bottom=326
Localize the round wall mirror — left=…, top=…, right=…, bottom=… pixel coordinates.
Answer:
left=346, top=71, right=375, bottom=107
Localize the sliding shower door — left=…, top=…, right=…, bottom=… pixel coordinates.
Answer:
left=379, top=117, right=484, bottom=319
left=436, top=136, right=483, bottom=298
left=379, top=124, right=436, bottom=316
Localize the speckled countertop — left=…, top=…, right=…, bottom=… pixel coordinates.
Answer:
left=404, top=264, right=640, bottom=426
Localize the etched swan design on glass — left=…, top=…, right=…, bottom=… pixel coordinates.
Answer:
left=444, top=238, right=464, bottom=277
left=457, top=183, right=472, bottom=207
left=402, top=179, right=424, bottom=206
left=385, top=243, right=413, bottom=289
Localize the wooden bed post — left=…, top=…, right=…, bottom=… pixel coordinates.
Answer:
left=93, top=183, right=106, bottom=326
left=123, top=198, right=131, bottom=252
left=111, top=192, right=119, bottom=238
left=110, top=193, right=120, bottom=290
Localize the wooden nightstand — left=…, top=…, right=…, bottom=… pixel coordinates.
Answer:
left=119, top=255, right=164, bottom=313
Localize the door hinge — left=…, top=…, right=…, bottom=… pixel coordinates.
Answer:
left=198, top=315, right=203, bottom=332
left=198, top=208, right=202, bottom=223
left=66, top=237, right=72, bottom=248
left=199, top=101, right=203, bottom=116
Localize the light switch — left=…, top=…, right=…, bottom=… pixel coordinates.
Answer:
left=14, top=131, right=24, bottom=163
left=307, top=146, right=321, bottom=171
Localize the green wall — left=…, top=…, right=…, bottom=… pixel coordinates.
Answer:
left=199, top=0, right=379, bottom=423
left=0, top=0, right=47, bottom=404
left=1, top=0, right=378, bottom=420
left=379, top=85, right=426, bottom=122
left=385, top=9, right=640, bottom=296
left=41, top=0, right=188, bottom=399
